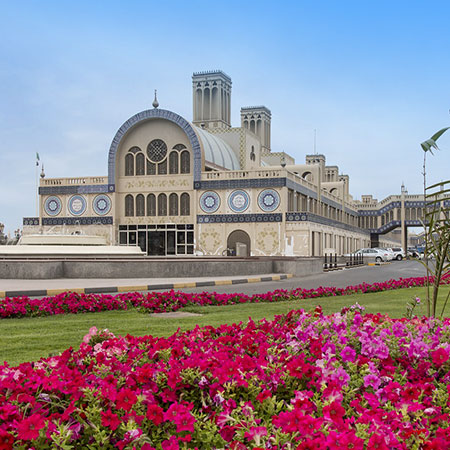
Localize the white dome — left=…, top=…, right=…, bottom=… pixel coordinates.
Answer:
left=194, top=127, right=240, bottom=170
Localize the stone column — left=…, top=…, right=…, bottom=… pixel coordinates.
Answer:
left=401, top=185, right=406, bottom=251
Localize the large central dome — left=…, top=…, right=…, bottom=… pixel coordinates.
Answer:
left=194, top=126, right=240, bottom=171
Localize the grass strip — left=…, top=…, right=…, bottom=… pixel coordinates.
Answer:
left=2, top=286, right=448, bottom=366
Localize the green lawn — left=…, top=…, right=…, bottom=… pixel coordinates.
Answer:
left=1, top=286, right=449, bottom=366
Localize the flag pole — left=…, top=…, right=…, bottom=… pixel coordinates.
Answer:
left=36, top=159, right=38, bottom=217
left=35, top=153, right=40, bottom=217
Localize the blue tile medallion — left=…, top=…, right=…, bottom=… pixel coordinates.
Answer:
left=44, top=196, right=62, bottom=216
left=228, top=189, right=250, bottom=213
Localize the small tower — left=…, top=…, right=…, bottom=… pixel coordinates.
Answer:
left=192, top=70, right=232, bottom=129
left=240, top=106, right=271, bottom=153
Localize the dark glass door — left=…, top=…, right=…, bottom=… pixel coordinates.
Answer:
left=167, top=231, right=176, bottom=255
left=138, top=231, right=147, bottom=253
left=148, top=231, right=165, bottom=256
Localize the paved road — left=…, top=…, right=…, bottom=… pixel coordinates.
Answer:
left=0, top=260, right=428, bottom=298
left=171, top=260, right=427, bottom=295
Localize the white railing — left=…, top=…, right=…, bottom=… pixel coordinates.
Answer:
left=202, top=168, right=286, bottom=180
left=41, top=176, right=107, bottom=186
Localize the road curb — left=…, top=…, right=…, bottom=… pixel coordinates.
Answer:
left=0, top=274, right=293, bottom=299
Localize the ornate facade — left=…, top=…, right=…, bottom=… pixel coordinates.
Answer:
left=24, top=70, right=424, bottom=256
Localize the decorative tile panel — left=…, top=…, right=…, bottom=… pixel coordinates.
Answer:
left=39, top=185, right=110, bottom=195
left=199, top=191, right=220, bottom=213
left=197, top=177, right=286, bottom=190
left=23, top=217, right=40, bottom=226
left=258, top=189, right=280, bottom=212
left=42, top=216, right=113, bottom=226
left=93, top=194, right=112, bottom=216
left=228, top=190, right=250, bottom=212
left=44, top=196, right=62, bottom=216
left=197, top=213, right=282, bottom=224
left=68, top=195, right=87, bottom=216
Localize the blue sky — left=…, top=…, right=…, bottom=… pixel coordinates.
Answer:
left=1, top=0, right=449, bottom=233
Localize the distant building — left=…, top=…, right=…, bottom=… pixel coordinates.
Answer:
left=23, top=71, right=441, bottom=256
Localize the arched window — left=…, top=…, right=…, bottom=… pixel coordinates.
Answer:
left=301, top=171, right=313, bottom=182
left=136, top=194, right=145, bottom=216
left=169, top=193, right=178, bottom=215
left=125, top=154, right=134, bottom=176
left=158, top=193, right=167, bottom=216
left=180, top=193, right=190, bottom=216
left=147, top=160, right=156, bottom=175
left=180, top=151, right=190, bottom=174
left=158, top=160, right=167, bottom=175
left=136, top=153, right=145, bottom=176
left=169, top=151, right=179, bottom=174
left=147, top=194, right=156, bottom=216
left=125, top=194, right=134, bottom=216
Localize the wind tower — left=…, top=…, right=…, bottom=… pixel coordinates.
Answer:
left=192, top=70, right=232, bottom=129
left=240, top=106, right=271, bottom=153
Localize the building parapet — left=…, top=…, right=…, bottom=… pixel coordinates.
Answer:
left=202, top=168, right=318, bottom=193
left=41, top=176, right=108, bottom=187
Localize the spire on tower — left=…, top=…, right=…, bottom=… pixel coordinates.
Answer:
left=152, top=90, right=159, bottom=109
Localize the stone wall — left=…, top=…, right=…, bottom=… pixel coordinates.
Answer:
left=0, top=257, right=323, bottom=279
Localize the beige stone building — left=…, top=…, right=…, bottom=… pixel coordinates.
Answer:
left=24, top=70, right=430, bottom=256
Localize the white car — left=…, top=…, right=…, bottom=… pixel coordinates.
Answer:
left=374, top=248, right=395, bottom=261
left=352, top=248, right=391, bottom=262
left=387, top=247, right=405, bottom=261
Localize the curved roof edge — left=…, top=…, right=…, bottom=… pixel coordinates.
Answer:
left=107, top=109, right=202, bottom=187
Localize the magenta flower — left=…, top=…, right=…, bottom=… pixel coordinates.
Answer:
left=364, top=373, right=381, bottom=391
left=16, top=413, right=45, bottom=441
left=341, top=345, right=356, bottom=363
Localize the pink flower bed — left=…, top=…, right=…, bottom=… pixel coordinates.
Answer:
left=1, top=273, right=449, bottom=319
left=1, top=307, right=450, bottom=448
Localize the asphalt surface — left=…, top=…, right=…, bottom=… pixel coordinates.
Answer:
left=170, top=260, right=427, bottom=295
left=0, top=260, right=428, bottom=298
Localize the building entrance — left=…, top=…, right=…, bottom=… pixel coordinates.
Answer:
left=226, top=229, right=251, bottom=256
left=119, top=224, right=194, bottom=256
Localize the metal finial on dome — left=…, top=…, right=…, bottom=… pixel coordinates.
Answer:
left=40, top=165, right=46, bottom=178
left=152, top=89, right=159, bottom=109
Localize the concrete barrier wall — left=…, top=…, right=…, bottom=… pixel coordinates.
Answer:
left=272, top=258, right=324, bottom=277
left=0, top=261, right=64, bottom=279
left=63, top=260, right=275, bottom=279
left=0, top=257, right=324, bottom=279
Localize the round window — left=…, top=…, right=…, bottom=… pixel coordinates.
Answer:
left=147, top=139, right=168, bottom=162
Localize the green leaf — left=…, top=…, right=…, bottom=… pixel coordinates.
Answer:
left=430, top=127, right=450, bottom=142
left=421, top=127, right=450, bottom=152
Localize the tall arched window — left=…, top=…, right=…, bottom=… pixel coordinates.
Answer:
left=136, top=153, right=145, bottom=176
left=169, top=151, right=179, bottom=174
left=147, top=194, right=156, bottom=216
left=125, top=154, right=134, bottom=176
left=136, top=194, right=145, bottom=216
left=180, top=151, right=190, bottom=174
left=125, top=194, right=134, bottom=216
left=169, top=193, right=178, bottom=215
left=158, top=160, right=167, bottom=175
left=180, top=193, right=190, bottom=216
left=158, top=193, right=167, bottom=216
left=147, top=160, right=156, bottom=175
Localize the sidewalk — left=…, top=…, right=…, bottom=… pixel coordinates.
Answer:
left=0, top=274, right=293, bottom=298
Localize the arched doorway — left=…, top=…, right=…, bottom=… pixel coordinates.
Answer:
left=227, top=230, right=251, bottom=256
